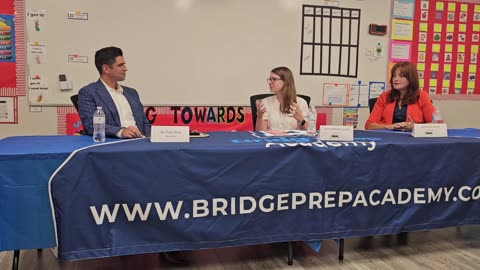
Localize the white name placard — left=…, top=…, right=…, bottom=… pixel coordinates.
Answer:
left=150, top=126, right=190, bottom=142
left=411, top=123, right=448, bottom=137
left=318, top=125, right=354, bottom=141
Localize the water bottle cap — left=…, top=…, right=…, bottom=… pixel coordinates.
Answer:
left=96, top=106, right=102, bottom=110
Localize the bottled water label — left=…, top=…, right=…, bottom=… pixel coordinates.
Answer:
left=93, top=116, right=105, bottom=124
left=307, top=106, right=317, bottom=137
left=432, top=107, right=444, bottom=124
left=307, top=120, right=316, bottom=136
left=93, top=107, right=106, bottom=142
left=433, top=116, right=444, bottom=123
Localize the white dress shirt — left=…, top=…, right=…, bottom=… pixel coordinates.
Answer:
left=100, top=79, right=137, bottom=137
left=261, top=95, right=308, bottom=130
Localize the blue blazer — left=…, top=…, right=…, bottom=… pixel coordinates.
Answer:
left=78, top=80, right=151, bottom=137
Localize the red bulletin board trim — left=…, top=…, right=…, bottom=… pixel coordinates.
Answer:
left=0, top=88, right=16, bottom=96
left=14, top=0, right=26, bottom=96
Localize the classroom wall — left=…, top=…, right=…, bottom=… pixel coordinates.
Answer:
left=0, top=97, right=58, bottom=138
left=23, top=0, right=390, bottom=106
left=1, top=0, right=480, bottom=139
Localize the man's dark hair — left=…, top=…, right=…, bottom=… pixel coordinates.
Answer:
left=94, top=46, right=123, bottom=75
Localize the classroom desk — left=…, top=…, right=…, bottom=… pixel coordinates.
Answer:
left=2, top=130, right=480, bottom=261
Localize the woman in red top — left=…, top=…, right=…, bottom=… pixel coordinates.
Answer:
left=365, top=62, right=435, bottom=130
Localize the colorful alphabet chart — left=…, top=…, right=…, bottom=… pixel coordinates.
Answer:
left=0, top=15, right=14, bottom=62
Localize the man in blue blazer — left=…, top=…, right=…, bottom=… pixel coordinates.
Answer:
left=78, top=46, right=151, bottom=138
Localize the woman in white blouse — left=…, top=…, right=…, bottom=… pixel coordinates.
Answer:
left=255, top=66, right=309, bottom=131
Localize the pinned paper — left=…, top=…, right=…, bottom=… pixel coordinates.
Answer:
left=436, top=2, right=444, bottom=11
left=448, top=3, right=456, bottom=11
left=322, top=83, right=349, bottom=106
left=28, top=75, right=49, bottom=104
left=469, top=64, right=477, bottom=73
left=27, top=42, right=47, bottom=64
left=68, top=54, right=88, bottom=63
left=0, top=96, right=17, bottom=123
left=368, top=81, right=385, bottom=99
left=391, top=19, right=413, bottom=40
left=348, top=83, right=368, bottom=107
left=472, top=45, right=479, bottom=54
left=68, top=11, right=88, bottom=20
left=26, top=9, right=47, bottom=34
left=447, top=24, right=454, bottom=32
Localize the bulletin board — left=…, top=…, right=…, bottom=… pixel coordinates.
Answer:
left=391, top=0, right=480, bottom=98
left=24, top=0, right=391, bottom=106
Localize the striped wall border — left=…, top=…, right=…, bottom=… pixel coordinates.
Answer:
left=0, top=88, right=17, bottom=96
left=14, top=0, right=26, bottom=96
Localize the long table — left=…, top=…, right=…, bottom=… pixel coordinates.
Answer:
left=2, top=130, right=480, bottom=261
left=0, top=135, right=105, bottom=251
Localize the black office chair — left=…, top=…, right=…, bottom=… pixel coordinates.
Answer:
left=70, top=94, right=80, bottom=112
left=368, top=97, right=378, bottom=113
left=250, top=94, right=311, bottom=131
left=70, top=94, right=87, bottom=135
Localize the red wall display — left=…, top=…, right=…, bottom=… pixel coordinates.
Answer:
left=411, top=0, right=480, bottom=96
left=0, top=0, right=16, bottom=91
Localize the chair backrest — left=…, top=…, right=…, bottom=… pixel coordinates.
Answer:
left=250, top=94, right=311, bottom=130
left=298, top=94, right=311, bottom=106
left=368, top=97, right=378, bottom=113
left=70, top=94, right=87, bottom=135
left=70, top=94, right=80, bottom=112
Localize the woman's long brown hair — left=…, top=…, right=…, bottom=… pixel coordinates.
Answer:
left=387, top=62, right=420, bottom=104
left=271, top=67, right=297, bottom=113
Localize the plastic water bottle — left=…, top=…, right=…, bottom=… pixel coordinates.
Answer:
left=432, top=107, right=444, bottom=123
left=307, top=105, right=317, bottom=136
left=93, top=106, right=106, bottom=142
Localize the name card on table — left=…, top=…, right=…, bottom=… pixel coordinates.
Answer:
left=411, top=123, right=448, bottom=138
left=150, top=126, right=190, bottom=142
left=318, top=125, right=354, bottom=141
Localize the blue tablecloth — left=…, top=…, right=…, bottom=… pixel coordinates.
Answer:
left=50, top=130, right=480, bottom=260
left=1, top=130, right=480, bottom=260
left=0, top=136, right=119, bottom=251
